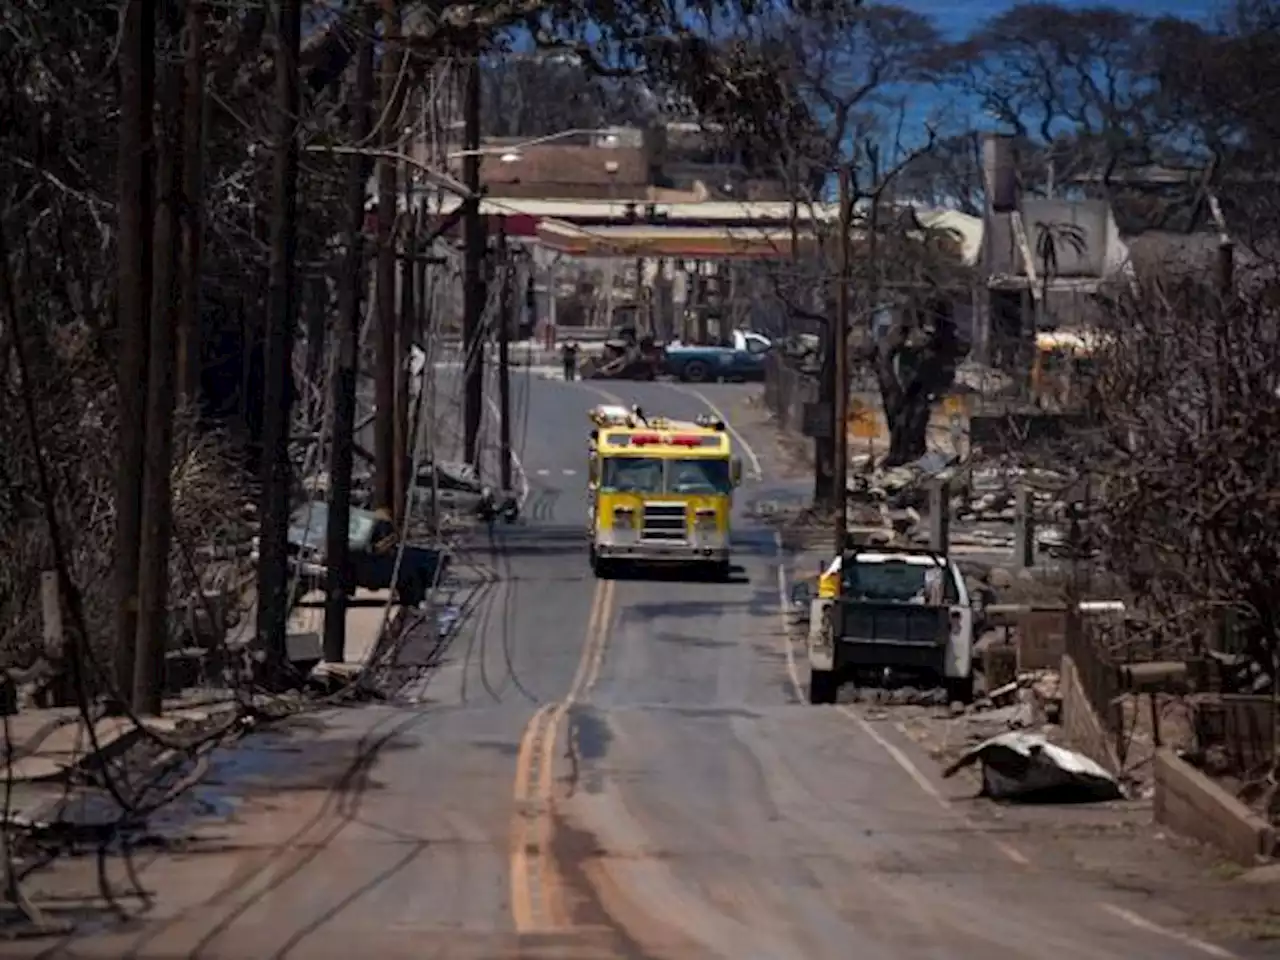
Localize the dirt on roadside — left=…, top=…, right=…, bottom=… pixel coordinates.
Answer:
left=886, top=703, right=1280, bottom=947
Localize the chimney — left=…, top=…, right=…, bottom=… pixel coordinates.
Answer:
left=983, top=133, right=1018, bottom=213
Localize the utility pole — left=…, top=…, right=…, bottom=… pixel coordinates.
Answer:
left=255, top=0, right=301, bottom=677
left=176, top=0, right=205, bottom=407
left=461, top=58, right=484, bottom=473
left=133, top=8, right=185, bottom=715
left=323, top=9, right=373, bottom=665
left=833, top=166, right=852, bottom=559
left=113, top=0, right=154, bottom=707
left=497, top=219, right=513, bottom=493
left=417, top=202, right=441, bottom=532
left=373, top=3, right=402, bottom=516
left=395, top=165, right=416, bottom=523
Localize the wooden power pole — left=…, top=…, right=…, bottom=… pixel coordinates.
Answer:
left=833, top=167, right=852, bottom=559
left=461, top=58, right=484, bottom=473
left=255, top=0, right=301, bottom=675
left=373, top=4, right=402, bottom=516
left=113, top=0, right=155, bottom=706
left=324, top=10, right=374, bottom=665
left=176, top=0, right=205, bottom=407
left=496, top=220, right=513, bottom=493
left=395, top=168, right=416, bottom=523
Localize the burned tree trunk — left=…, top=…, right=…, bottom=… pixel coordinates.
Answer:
left=176, top=0, right=206, bottom=407
left=113, top=0, right=156, bottom=703
left=133, top=11, right=185, bottom=715
left=875, top=301, right=959, bottom=468
left=255, top=0, right=302, bottom=677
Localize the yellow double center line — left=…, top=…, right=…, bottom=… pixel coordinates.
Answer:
left=510, top=577, right=616, bottom=933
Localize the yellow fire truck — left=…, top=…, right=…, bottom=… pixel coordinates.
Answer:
left=587, top=407, right=742, bottom=579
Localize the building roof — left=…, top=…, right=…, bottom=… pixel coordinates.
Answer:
left=533, top=213, right=982, bottom=264
left=535, top=222, right=805, bottom=259
left=409, top=195, right=983, bottom=263
left=473, top=144, right=650, bottom=190
left=421, top=195, right=831, bottom=222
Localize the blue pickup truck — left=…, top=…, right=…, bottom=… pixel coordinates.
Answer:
left=662, top=329, right=774, bottom=383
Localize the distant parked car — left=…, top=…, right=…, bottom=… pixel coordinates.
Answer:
left=662, top=328, right=773, bottom=383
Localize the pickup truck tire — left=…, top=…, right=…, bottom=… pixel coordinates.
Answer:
left=945, top=674, right=974, bottom=705
left=809, top=668, right=838, bottom=704
left=680, top=359, right=711, bottom=383
left=711, top=560, right=731, bottom=582
left=591, top=554, right=615, bottom=579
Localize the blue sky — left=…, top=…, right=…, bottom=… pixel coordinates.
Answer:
left=898, top=0, right=1220, bottom=39
left=881, top=0, right=1225, bottom=148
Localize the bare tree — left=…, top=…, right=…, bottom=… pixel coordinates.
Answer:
left=480, top=55, right=654, bottom=136
left=1075, top=274, right=1280, bottom=672
left=693, top=1, right=975, bottom=472
left=940, top=3, right=1170, bottom=186
left=895, top=132, right=986, bottom=216
left=1147, top=0, right=1280, bottom=254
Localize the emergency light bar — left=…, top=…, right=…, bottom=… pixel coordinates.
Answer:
left=624, top=433, right=717, bottom=447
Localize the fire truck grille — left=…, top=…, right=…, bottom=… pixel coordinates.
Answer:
left=642, top=503, right=687, bottom=541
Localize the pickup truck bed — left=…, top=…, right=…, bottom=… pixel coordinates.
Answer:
left=833, top=601, right=949, bottom=671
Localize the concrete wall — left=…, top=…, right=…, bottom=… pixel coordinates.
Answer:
left=1154, top=749, right=1275, bottom=865
left=1060, top=653, right=1121, bottom=773
left=1021, top=198, right=1113, bottom=279
left=1017, top=609, right=1066, bottom=671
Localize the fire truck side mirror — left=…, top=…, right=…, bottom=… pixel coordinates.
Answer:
left=730, top=459, right=743, bottom=486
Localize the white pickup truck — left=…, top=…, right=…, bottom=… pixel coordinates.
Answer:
left=791, top=547, right=976, bottom=705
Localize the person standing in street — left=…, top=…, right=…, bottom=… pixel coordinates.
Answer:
left=561, top=340, right=580, bottom=381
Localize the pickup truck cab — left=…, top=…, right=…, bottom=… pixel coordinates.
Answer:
left=792, top=547, right=975, bottom=705
left=663, top=329, right=772, bottom=383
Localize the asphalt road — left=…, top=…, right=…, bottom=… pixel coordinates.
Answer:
left=15, top=372, right=1254, bottom=960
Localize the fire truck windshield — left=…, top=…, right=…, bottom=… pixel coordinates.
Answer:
left=666, top=458, right=732, bottom=494
left=600, top=457, right=664, bottom=494
left=601, top=457, right=732, bottom=495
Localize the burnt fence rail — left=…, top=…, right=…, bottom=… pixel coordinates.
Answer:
left=1193, top=695, right=1276, bottom=779
left=1064, top=613, right=1174, bottom=768
left=1065, top=613, right=1125, bottom=736
left=764, top=354, right=819, bottom=434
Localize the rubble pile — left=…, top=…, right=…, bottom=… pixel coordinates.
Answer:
left=843, top=453, right=1075, bottom=554
left=978, top=669, right=1063, bottom=727
left=842, top=685, right=952, bottom=708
